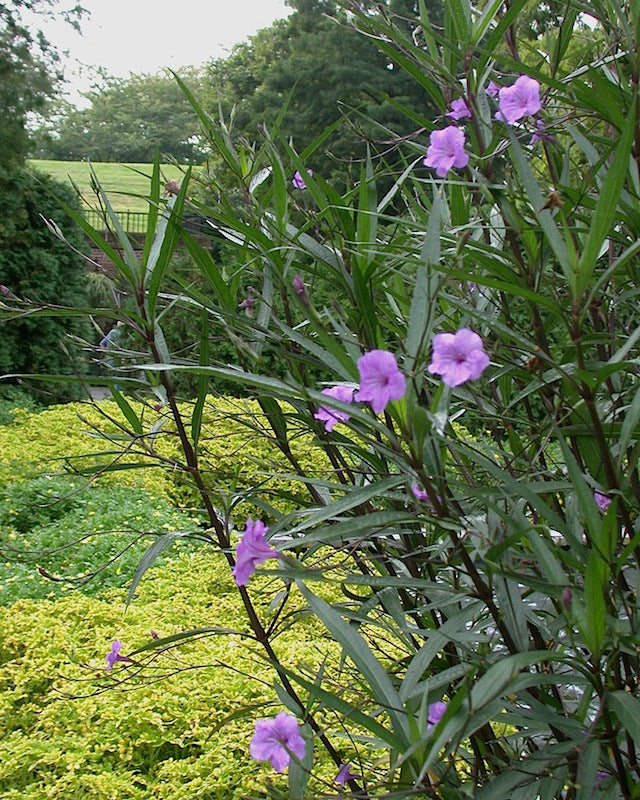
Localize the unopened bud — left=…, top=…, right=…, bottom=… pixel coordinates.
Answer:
left=293, top=274, right=309, bottom=305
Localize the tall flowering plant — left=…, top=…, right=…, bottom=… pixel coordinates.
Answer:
left=5, top=0, right=640, bottom=797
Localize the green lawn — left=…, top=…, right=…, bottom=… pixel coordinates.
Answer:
left=27, top=160, right=186, bottom=214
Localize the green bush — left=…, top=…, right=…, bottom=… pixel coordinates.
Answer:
left=0, top=169, right=91, bottom=404
left=0, top=475, right=199, bottom=604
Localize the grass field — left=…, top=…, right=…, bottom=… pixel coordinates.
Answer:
left=27, top=160, right=186, bottom=214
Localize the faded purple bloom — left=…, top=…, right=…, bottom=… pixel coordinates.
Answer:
left=446, top=98, right=471, bottom=121
left=336, top=762, right=359, bottom=786
left=428, top=328, right=490, bottom=388
left=412, top=484, right=429, bottom=501
left=530, top=119, right=554, bottom=145
left=427, top=701, right=448, bottom=730
left=314, top=384, right=355, bottom=432
left=594, top=491, right=611, bottom=512
left=164, top=179, right=181, bottom=196
left=292, top=169, right=313, bottom=190
left=595, top=770, right=610, bottom=789
left=0, top=285, right=10, bottom=296
left=250, top=711, right=306, bottom=772
left=239, top=296, right=256, bottom=317
left=496, top=75, right=541, bottom=124
left=485, top=80, right=499, bottom=98
left=105, top=640, right=130, bottom=672
left=423, top=126, right=469, bottom=177
left=232, top=518, right=278, bottom=586
left=355, top=350, right=406, bottom=414
left=561, top=587, right=572, bottom=610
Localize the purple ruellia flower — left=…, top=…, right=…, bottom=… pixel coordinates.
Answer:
left=485, top=80, right=499, bottom=98
left=355, top=350, right=406, bottom=414
left=428, top=328, right=490, bottom=388
left=412, top=484, right=429, bottom=501
left=336, top=762, right=359, bottom=786
left=446, top=98, right=471, bottom=121
left=595, top=770, right=610, bottom=789
left=292, top=169, right=313, bottom=189
left=232, top=518, right=278, bottom=586
left=314, top=384, right=355, bottom=432
left=105, top=640, right=130, bottom=672
left=594, top=491, right=611, bottom=512
left=423, top=126, right=469, bottom=178
left=427, top=700, right=448, bottom=730
left=496, top=75, right=541, bottom=124
left=249, top=711, right=306, bottom=772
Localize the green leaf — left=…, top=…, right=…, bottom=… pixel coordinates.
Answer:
left=126, top=531, right=192, bottom=607
left=109, top=389, right=143, bottom=435
left=298, top=583, right=410, bottom=745
left=288, top=724, right=313, bottom=800
left=608, top=691, right=640, bottom=743
left=577, top=100, right=636, bottom=296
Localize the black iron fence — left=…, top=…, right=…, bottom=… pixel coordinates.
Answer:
left=83, top=209, right=215, bottom=236
left=84, top=209, right=149, bottom=234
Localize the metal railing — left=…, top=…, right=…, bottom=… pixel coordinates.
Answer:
left=83, top=209, right=215, bottom=236
left=84, top=209, right=149, bottom=234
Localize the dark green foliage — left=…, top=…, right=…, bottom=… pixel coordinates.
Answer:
left=0, top=169, right=91, bottom=402
left=33, top=72, right=207, bottom=162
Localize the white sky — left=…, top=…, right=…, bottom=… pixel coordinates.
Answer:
left=30, top=0, right=291, bottom=104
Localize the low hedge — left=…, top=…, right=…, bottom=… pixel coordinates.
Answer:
left=0, top=552, right=337, bottom=799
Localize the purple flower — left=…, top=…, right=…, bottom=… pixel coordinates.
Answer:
left=412, top=484, right=429, bottom=501
left=485, top=80, right=499, bottom=98
left=496, top=75, right=541, bottom=124
left=355, top=350, right=406, bottom=414
left=530, top=119, right=555, bottom=145
left=250, top=711, right=306, bottom=772
left=105, top=640, right=130, bottom=672
left=314, top=384, right=355, bottom=432
left=594, top=491, right=611, bottom=512
left=446, top=98, right=471, bottom=121
left=336, top=762, right=359, bottom=786
left=0, top=285, right=10, bottom=296
left=423, top=126, right=469, bottom=178
left=427, top=700, right=448, bottom=730
left=232, top=518, right=278, bottom=586
left=428, top=328, right=490, bottom=388
left=561, top=587, right=572, bottom=610
left=595, top=770, right=610, bottom=789
left=292, top=169, right=313, bottom=190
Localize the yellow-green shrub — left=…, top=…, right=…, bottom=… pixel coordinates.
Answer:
left=0, top=397, right=331, bottom=517
left=0, top=552, right=337, bottom=799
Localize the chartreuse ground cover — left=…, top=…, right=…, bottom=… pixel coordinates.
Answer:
left=0, top=399, right=339, bottom=798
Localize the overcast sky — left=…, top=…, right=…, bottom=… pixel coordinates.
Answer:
left=31, top=0, right=291, bottom=103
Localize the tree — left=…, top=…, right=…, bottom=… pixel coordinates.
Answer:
left=0, top=0, right=84, bottom=168
left=201, top=0, right=437, bottom=183
left=33, top=70, right=207, bottom=162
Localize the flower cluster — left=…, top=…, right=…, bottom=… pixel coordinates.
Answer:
left=423, top=75, right=543, bottom=177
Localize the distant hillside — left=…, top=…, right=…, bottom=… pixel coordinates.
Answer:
left=27, top=160, right=186, bottom=214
